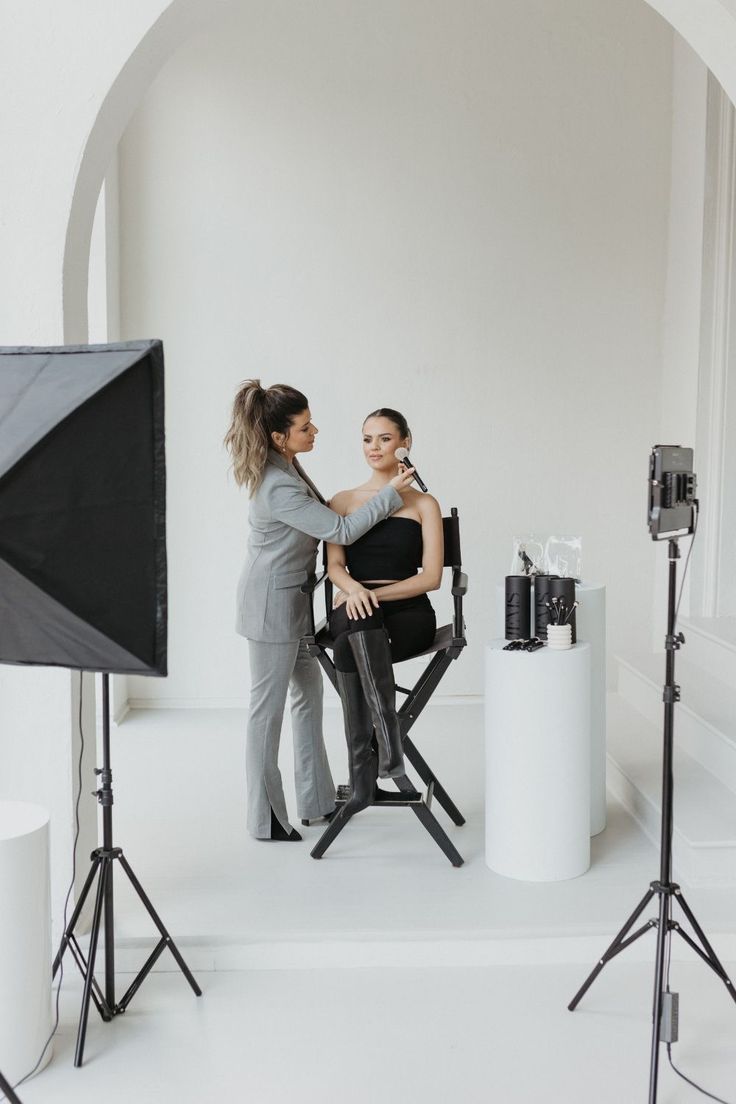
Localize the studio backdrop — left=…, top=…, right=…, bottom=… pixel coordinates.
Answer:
left=0, top=341, right=167, bottom=675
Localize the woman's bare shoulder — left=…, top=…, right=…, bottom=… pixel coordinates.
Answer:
left=417, top=492, right=442, bottom=520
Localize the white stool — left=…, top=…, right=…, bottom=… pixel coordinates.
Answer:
left=485, top=641, right=591, bottom=881
left=0, top=802, right=53, bottom=1081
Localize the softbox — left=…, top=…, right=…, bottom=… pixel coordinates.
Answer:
left=0, top=341, right=167, bottom=675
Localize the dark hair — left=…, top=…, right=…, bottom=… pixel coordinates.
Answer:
left=362, top=407, right=412, bottom=445
left=224, top=380, right=309, bottom=492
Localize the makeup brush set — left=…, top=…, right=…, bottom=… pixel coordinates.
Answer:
left=504, top=572, right=579, bottom=650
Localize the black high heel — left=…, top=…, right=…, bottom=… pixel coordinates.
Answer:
left=266, top=807, right=302, bottom=841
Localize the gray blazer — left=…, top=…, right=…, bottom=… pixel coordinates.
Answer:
left=236, top=450, right=402, bottom=643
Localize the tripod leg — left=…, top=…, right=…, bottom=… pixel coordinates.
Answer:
left=310, top=805, right=354, bottom=859
left=0, top=1070, right=22, bottom=1104
left=104, top=851, right=115, bottom=1011
left=648, top=891, right=671, bottom=1104
left=74, top=859, right=109, bottom=1068
left=52, top=856, right=101, bottom=978
left=116, top=938, right=170, bottom=1012
left=569, top=886, right=656, bottom=1011
left=117, top=854, right=201, bottom=998
left=675, top=890, right=736, bottom=1004
left=68, top=935, right=112, bottom=1022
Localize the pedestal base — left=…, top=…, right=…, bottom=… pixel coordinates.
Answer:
left=0, top=801, right=53, bottom=1082
left=485, top=642, right=591, bottom=881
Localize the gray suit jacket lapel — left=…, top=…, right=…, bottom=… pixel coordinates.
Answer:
left=293, top=458, right=326, bottom=504
left=267, top=450, right=326, bottom=504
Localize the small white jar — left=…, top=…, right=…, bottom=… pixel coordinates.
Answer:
left=547, top=624, right=573, bottom=650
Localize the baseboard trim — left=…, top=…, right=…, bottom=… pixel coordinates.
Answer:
left=91, top=929, right=736, bottom=974
left=113, top=700, right=130, bottom=725
left=126, top=695, right=482, bottom=711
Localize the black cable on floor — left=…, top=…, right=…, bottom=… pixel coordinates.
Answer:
left=666, top=1044, right=733, bottom=1104
left=0, top=671, right=86, bottom=1102
left=663, top=906, right=734, bottom=1104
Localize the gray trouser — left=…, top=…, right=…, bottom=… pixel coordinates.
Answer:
left=246, top=638, right=336, bottom=838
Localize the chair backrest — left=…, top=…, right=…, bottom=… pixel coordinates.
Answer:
left=443, top=508, right=461, bottom=570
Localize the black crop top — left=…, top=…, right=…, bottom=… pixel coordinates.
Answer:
left=346, top=517, right=423, bottom=580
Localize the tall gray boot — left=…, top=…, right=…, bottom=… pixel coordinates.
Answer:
left=347, top=629, right=406, bottom=779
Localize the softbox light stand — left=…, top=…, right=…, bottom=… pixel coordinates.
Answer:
left=0, top=342, right=201, bottom=1069
left=568, top=538, right=736, bottom=1103
left=53, top=675, right=201, bottom=1067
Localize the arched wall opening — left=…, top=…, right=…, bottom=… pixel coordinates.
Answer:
left=63, top=0, right=734, bottom=711
left=63, top=0, right=736, bottom=345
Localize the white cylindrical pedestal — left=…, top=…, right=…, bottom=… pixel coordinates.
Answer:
left=495, top=579, right=606, bottom=836
left=576, top=584, right=606, bottom=835
left=485, top=642, right=591, bottom=881
left=0, top=802, right=53, bottom=1082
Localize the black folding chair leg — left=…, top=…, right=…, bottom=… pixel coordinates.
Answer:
left=402, top=736, right=466, bottom=826
left=410, top=803, right=464, bottom=867
left=310, top=805, right=354, bottom=859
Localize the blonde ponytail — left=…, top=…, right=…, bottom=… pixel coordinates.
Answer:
left=224, top=379, right=309, bottom=494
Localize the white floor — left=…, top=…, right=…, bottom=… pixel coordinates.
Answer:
left=97, top=704, right=736, bottom=966
left=15, top=961, right=736, bottom=1104
left=13, top=702, right=736, bottom=1102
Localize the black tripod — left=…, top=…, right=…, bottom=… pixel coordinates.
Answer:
left=568, top=538, right=736, bottom=1102
left=0, top=1070, right=22, bottom=1104
left=53, top=675, right=201, bottom=1067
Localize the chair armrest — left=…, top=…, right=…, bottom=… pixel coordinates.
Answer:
left=451, top=570, right=468, bottom=597
left=301, top=570, right=328, bottom=595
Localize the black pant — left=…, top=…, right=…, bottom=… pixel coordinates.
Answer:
left=330, top=589, right=436, bottom=673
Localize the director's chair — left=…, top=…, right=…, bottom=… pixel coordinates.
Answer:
left=301, top=507, right=468, bottom=867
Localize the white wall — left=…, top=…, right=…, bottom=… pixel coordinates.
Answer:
left=115, top=0, right=675, bottom=705
left=653, top=35, right=708, bottom=641
left=696, top=75, right=736, bottom=620
left=661, top=37, right=708, bottom=447
left=0, top=0, right=219, bottom=936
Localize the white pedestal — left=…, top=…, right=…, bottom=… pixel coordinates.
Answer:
left=0, top=802, right=53, bottom=1081
left=485, top=641, right=591, bottom=881
left=575, top=584, right=606, bottom=835
left=496, top=580, right=606, bottom=835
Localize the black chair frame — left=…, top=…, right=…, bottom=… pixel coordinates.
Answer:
left=301, top=507, right=468, bottom=867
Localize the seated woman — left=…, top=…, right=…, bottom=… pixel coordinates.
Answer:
left=327, top=408, right=444, bottom=812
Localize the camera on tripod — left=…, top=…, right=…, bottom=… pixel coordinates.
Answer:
left=648, top=445, right=697, bottom=540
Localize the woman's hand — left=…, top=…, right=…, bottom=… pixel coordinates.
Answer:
left=337, top=586, right=380, bottom=620
left=390, top=464, right=416, bottom=493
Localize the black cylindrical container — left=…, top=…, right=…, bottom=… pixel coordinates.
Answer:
left=505, top=575, right=531, bottom=640
left=533, top=575, right=559, bottom=639
left=549, top=577, right=577, bottom=643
